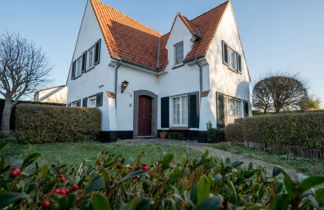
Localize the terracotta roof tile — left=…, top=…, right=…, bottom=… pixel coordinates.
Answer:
left=90, top=0, right=229, bottom=71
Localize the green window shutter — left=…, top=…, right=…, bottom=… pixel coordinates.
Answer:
left=243, top=101, right=249, bottom=117
left=237, top=53, right=242, bottom=73
left=222, top=40, right=228, bottom=65
left=96, top=92, right=103, bottom=107
left=76, top=100, right=81, bottom=107
left=189, top=93, right=199, bottom=128
left=71, top=61, right=76, bottom=79
left=217, top=93, right=225, bottom=128
left=82, top=97, right=88, bottom=107
left=161, top=97, right=169, bottom=128
left=94, top=39, right=101, bottom=65
left=82, top=51, right=87, bottom=72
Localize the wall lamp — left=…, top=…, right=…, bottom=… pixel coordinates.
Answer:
left=121, top=80, right=129, bottom=93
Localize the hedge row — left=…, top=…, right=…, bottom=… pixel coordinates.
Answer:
left=225, top=112, right=324, bottom=157
left=15, top=104, right=101, bottom=144
left=235, top=112, right=324, bottom=149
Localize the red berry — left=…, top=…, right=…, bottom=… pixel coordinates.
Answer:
left=11, top=168, right=20, bottom=177
left=60, top=178, right=66, bottom=183
left=42, top=200, right=50, bottom=208
left=116, top=163, right=122, bottom=169
left=97, top=161, right=102, bottom=166
left=58, top=174, right=64, bottom=178
left=142, top=162, right=148, bottom=167
left=53, top=189, right=60, bottom=194
left=134, top=165, right=139, bottom=170
left=72, top=185, right=79, bottom=191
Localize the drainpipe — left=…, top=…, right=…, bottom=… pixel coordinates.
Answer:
left=114, top=62, right=121, bottom=109
left=195, top=59, right=203, bottom=99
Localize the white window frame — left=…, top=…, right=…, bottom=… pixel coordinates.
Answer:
left=88, top=95, right=97, bottom=108
left=174, top=42, right=184, bottom=65
left=87, top=46, right=95, bottom=69
left=225, top=97, right=243, bottom=123
left=75, top=56, right=83, bottom=77
left=171, top=95, right=188, bottom=127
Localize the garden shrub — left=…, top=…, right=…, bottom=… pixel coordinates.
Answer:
left=15, top=104, right=101, bottom=144
left=206, top=128, right=225, bottom=143
left=236, top=112, right=324, bottom=149
left=224, top=123, right=243, bottom=143
left=168, top=132, right=185, bottom=140
left=0, top=141, right=323, bottom=209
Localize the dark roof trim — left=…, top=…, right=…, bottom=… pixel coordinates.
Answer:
left=183, top=54, right=206, bottom=63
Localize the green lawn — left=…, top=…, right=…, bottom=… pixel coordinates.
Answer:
left=212, top=142, right=324, bottom=176
left=1, top=140, right=202, bottom=167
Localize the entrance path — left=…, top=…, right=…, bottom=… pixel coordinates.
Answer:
left=112, top=139, right=306, bottom=180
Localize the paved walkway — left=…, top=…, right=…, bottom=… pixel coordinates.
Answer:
left=112, top=139, right=305, bottom=180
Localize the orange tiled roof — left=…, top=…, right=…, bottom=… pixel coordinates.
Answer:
left=90, top=0, right=229, bottom=71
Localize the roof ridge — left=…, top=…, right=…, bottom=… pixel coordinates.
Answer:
left=91, top=0, right=162, bottom=37
left=190, top=1, right=229, bottom=22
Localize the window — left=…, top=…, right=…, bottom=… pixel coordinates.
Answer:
left=217, top=93, right=244, bottom=127
left=88, top=96, right=97, bottom=108
left=87, top=46, right=95, bottom=69
left=228, top=48, right=237, bottom=70
left=174, top=42, right=184, bottom=65
left=225, top=97, right=242, bottom=124
left=172, top=95, right=188, bottom=126
left=71, top=100, right=81, bottom=107
left=75, top=57, right=83, bottom=77
left=222, top=41, right=242, bottom=73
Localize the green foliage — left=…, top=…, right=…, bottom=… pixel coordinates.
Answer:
left=234, top=112, right=324, bottom=149
left=15, top=104, right=101, bottom=144
left=0, top=143, right=323, bottom=209
left=206, top=122, right=225, bottom=143
left=224, top=123, right=242, bottom=143
left=168, top=132, right=186, bottom=140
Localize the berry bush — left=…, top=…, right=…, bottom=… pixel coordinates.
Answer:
left=0, top=141, right=323, bottom=209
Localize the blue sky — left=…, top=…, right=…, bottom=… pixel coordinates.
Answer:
left=1, top=0, right=324, bottom=106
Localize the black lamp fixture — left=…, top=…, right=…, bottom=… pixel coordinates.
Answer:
left=121, top=80, right=129, bottom=93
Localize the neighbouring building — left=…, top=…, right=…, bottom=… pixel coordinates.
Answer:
left=67, top=0, right=251, bottom=141
left=33, top=85, right=67, bottom=104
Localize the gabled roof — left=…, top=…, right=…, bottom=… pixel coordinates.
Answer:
left=90, top=0, right=229, bottom=71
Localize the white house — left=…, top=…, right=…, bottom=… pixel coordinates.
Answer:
left=66, top=0, right=251, bottom=141
left=33, top=85, right=67, bottom=104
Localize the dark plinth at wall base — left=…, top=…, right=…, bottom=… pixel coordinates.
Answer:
left=96, top=131, right=133, bottom=142
left=159, top=130, right=207, bottom=143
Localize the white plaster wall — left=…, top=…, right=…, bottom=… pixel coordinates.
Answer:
left=66, top=0, right=114, bottom=131
left=158, top=16, right=210, bottom=130
left=41, top=87, right=67, bottom=104
left=205, top=3, right=251, bottom=128
left=116, top=66, right=159, bottom=131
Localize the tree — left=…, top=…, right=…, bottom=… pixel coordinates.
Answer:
left=0, top=33, right=51, bottom=137
left=252, top=78, right=273, bottom=113
left=252, top=74, right=307, bottom=113
left=298, top=95, right=321, bottom=111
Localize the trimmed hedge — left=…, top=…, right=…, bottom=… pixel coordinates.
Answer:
left=15, top=104, right=101, bottom=144
left=235, top=112, right=324, bottom=149
left=206, top=128, right=225, bottom=143
left=224, top=123, right=242, bottom=143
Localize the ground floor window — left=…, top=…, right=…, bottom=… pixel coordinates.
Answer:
left=71, top=100, right=81, bottom=107
left=171, top=95, right=188, bottom=126
left=217, top=93, right=243, bottom=127
left=88, top=95, right=97, bottom=108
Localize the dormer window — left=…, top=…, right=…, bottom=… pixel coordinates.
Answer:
left=174, top=41, right=184, bottom=65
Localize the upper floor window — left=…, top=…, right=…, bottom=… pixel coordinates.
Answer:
left=88, top=46, right=95, bottom=69
left=222, top=41, right=242, bottom=73
left=71, top=39, right=101, bottom=80
left=76, top=56, right=83, bottom=77
left=174, top=42, right=184, bottom=65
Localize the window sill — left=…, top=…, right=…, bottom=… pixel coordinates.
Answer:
left=172, top=63, right=185, bottom=70
left=169, top=127, right=189, bottom=130
left=86, top=66, right=95, bottom=72
left=224, top=65, right=242, bottom=75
